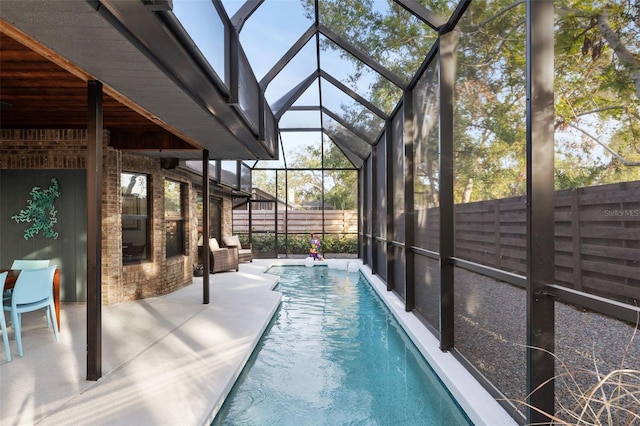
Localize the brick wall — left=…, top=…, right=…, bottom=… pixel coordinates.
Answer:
left=222, top=196, right=233, bottom=237
left=103, top=147, right=123, bottom=304
left=0, top=129, right=88, bottom=168
left=1, top=129, right=232, bottom=304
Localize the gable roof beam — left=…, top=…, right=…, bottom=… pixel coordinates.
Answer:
left=288, top=105, right=321, bottom=111
left=392, top=0, right=445, bottom=31
left=260, top=24, right=317, bottom=90
left=323, top=130, right=365, bottom=167
left=325, top=133, right=363, bottom=166
left=321, top=106, right=375, bottom=145
left=319, top=70, right=388, bottom=120
left=288, top=105, right=377, bottom=146
left=272, top=70, right=319, bottom=119
left=317, top=23, right=407, bottom=90
left=230, top=0, right=265, bottom=33
left=280, top=128, right=324, bottom=132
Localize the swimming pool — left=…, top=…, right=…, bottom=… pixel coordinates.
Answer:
left=212, top=265, right=472, bottom=425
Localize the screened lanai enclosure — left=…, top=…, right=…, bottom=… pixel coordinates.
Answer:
left=181, top=1, right=640, bottom=423
left=2, top=0, right=640, bottom=424
left=217, top=1, right=640, bottom=423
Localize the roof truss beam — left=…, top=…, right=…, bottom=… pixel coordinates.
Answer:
left=279, top=127, right=324, bottom=132
left=261, top=23, right=407, bottom=92
left=272, top=70, right=319, bottom=119
left=260, top=24, right=317, bottom=90
left=319, top=70, right=388, bottom=120
left=230, top=0, right=264, bottom=32
left=392, top=0, right=445, bottom=31
left=320, top=106, right=375, bottom=145
left=290, top=105, right=374, bottom=146
left=317, top=23, right=406, bottom=89
left=324, top=130, right=365, bottom=166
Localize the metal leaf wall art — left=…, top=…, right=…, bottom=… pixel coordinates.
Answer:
left=12, top=178, right=61, bottom=240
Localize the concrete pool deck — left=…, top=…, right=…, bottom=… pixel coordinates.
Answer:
left=0, top=259, right=515, bottom=425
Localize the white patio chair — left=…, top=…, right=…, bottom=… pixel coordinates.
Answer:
left=3, top=265, right=59, bottom=357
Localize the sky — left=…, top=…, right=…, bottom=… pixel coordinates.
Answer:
left=171, top=0, right=433, bottom=169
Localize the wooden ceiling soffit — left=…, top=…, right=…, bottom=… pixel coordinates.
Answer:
left=110, top=130, right=195, bottom=151
left=0, top=19, right=92, bottom=81
left=0, top=21, right=201, bottom=150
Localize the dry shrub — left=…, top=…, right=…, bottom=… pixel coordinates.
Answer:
left=508, top=325, right=640, bottom=425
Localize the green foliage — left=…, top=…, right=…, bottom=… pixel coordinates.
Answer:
left=550, top=0, right=640, bottom=186
left=283, top=234, right=313, bottom=255
left=164, top=180, right=182, bottom=214
left=243, top=233, right=269, bottom=253
left=322, top=234, right=358, bottom=254
left=253, top=142, right=358, bottom=210
left=241, top=233, right=358, bottom=255
left=251, top=170, right=277, bottom=195
left=309, top=0, right=640, bottom=200
left=12, top=178, right=60, bottom=240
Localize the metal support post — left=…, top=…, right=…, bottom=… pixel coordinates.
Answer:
left=404, top=89, right=416, bottom=311
left=203, top=150, right=210, bottom=304
left=87, top=80, right=103, bottom=380
left=438, top=32, right=456, bottom=351
left=526, top=0, right=556, bottom=422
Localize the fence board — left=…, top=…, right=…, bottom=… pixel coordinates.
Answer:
left=583, top=276, right=640, bottom=300
left=580, top=227, right=640, bottom=240
left=233, top=210, right=358, bottom=234
left=581, top=260, right=640, bottom=281
left=449, top=180, right=640, bottom=304
left=235, top=181, right=639, bottom=304
left=581, top=243, right=640, bottom=262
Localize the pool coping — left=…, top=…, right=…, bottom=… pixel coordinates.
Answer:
left=359, top=264, right=517, bottom=426
left=1, top=259, right=516, bottom=425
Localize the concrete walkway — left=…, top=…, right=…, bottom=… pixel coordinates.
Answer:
left=1, top=259, right=515, bottom=426
left=1, top=260, right=281, bottom=426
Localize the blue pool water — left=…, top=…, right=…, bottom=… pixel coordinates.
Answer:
left=212, top=266, right=472, bottom=425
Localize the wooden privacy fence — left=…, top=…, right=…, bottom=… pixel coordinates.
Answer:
left=234, top=181, right=638, bottom=304
left=233, top=209, right=358, bottom=235
left=451, top=180, right=640, bottom=304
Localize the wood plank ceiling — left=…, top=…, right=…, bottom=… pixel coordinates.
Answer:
left=0, top=30, right=194, bottom=151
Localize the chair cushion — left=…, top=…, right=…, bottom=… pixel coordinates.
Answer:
left=222, top=235, right=241, bottom=247
left=209, top=238, right=220, bottom=251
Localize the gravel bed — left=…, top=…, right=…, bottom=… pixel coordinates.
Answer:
left=450, top=268, right=639, bottom=420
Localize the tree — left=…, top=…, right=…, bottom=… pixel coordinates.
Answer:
left=554, top=0, right=640, bottom=186
left=286, top=137, right=358, bottom=209
left=251, top=135, right=357, bottom=210
left=306, top=0, right=640, bottom=201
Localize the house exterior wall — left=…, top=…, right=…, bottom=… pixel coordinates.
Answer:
left=222, top=194, right=233, bottom=238
left=1, top=129, right=232, bottom=305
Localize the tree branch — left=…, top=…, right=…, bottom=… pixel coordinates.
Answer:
left=566, top=122, right=640, bottom=166
left=474, top=0, right=526, bottom=29
left=597, top=10, right=640, bottom=100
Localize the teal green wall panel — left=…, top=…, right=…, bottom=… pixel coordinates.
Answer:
left=1, top=170, right=87, bottom=302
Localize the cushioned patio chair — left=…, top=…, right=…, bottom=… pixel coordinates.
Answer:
left=208, top=238, right=239, bottom=273
left=222, top=235, right=252, bottom=263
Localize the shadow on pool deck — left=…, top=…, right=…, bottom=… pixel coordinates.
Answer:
left=0, top=258, right=515, bottom=426
left=0, top=260, right=283, bottom=425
